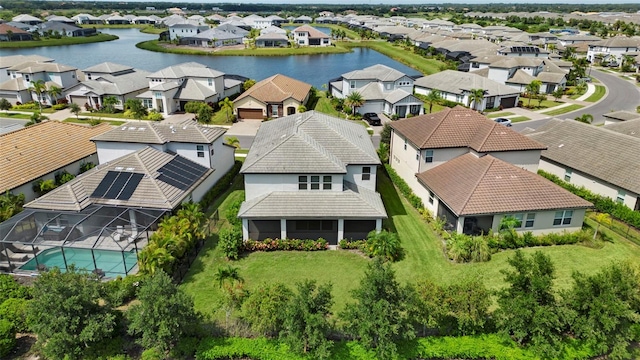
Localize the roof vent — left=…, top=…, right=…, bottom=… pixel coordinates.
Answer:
left=558, top=144, right=564, bottom=148
left=126, top=167, right=135, bottom=171
left=115, top=166, right=124, bottom=170
left=128, top=126, right=136, bottom=130
left=182, top=125, right=188, bottom=130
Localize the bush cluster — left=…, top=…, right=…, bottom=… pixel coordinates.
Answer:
left=339, top=230, right=404, bottom=261
left=12, top=102, right=40, bottom=110
left=51, top=103, right=68, bottom=110
left=539, top=170, right=640, bottom=228
left=200, top=161, right=243, bottom=210
left=0, top=319, right=15, bottom=358
left=384, top=164, right=423, bottom=210
left=244, top=238, right=329, bottom=252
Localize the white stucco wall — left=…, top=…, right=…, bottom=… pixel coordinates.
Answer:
left=244, top=173, right=343, bottom=201
left=166, top=142, right=212, bottom=169
left=390, top=129, right=423, bottom=196
left=345, top=165, right=377, bottom=191
left=490, top=208, right=587, bottom=235
left=95, top=141, right=164, bottom=164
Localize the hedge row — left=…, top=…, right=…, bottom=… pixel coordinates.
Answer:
left=488, top=228, right=594, bottom=250
left=244, top=238, right=329, bottom=252
left=196, top=335, right=594, bottom=360
left=383, top=164, right=423, bottom=210
left=200, top=160, right=243, bottom=210
left=538, top=170, right=640, bottom=229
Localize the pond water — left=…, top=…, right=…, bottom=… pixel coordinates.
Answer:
left=1, top=28, right=421, bottom=88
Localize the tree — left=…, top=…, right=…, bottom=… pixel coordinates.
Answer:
left=214, top=265, right=244, bottom=289
left=592, top=212, right=611, bottom=241
left=184, top=101, right=205, bottom=114
left=525, top=80, right=541, bottom=107
left=124, top=98, right=148, bottom=119
left=341, top=258, right=414, bottom=359
left=243, top=79, right=256, bottom=91
left=241, top=282, right=293, bottom=337
left=562, top=46, right=576, bottom=60
left=101, top=95, right=119, bottom=113
left=297, top=104, right=307, bottom=113
left=197, top=103, right=214, bottom=123
left=425, top=89, right=441, bottom=113
left=218, top=97, right=234, bottom=123
left=551, top=87, right=564, bottom=102
left=0, top=98, right=11, bottom=111
left=0, top=191, right=25, bottom=222
left=127, top=271, right=200, bottom=352
left=28, top=79, right=47, bottom=112
left=344, top=91, right=365, bottom=115
left=69, top=102, right=81, bottom=120
left=380, top=123, right=392, bottom=146
left=225, top=136, right=240, bottom=149
left=495, top=251, right=566, bottom=358
left=468, top=88, right=485, bottom=111
left=574, top=113, right=594, bottom=124
left=47, top=85, right=62, bottom=105
left=27, top=267, right=117, bottom=360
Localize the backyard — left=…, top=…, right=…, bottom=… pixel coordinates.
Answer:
left=181, top=168, right=640, bottom=319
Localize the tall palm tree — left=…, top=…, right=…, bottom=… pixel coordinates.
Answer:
left=425, top=89, right=441, bottom=113
left=574, top=114, right=594, bottom=124
left=218, top=97, right=234, bottom=123
left=225, top=136, right=241, bottom=149
left=47, top=85, right=62, bottom=105
left=28, top=80, right=47, bottom=112
left=344, top=91, right=365, bottom=115
left=468, top=88, right=485, bottom=111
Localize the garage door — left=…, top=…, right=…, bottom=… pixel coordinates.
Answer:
left=70, top=96, right=86, bottom=106
left=500, top=96, right=517, bottom=108
left=238, top=108, right=264, bottom=120
left=0, top=94, right=18, bottom=105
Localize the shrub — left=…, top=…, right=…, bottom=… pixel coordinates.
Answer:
left=103, top=274, right=142, bottom=307
left=218, top=227, right=243, bottom=260
left=384, top=164, right=424, bottom=210
left=0, top=298, right=29, bottom=333
left=244, top=238, right=328, bottom=252
left=140, top=347, right=164, bottom=360
left=200, top=161, right=242, bottom=210
left=225, top=199, right=242, bottom=228
left=146, top=110, right=163, bottom=121
left=89, top=118, right=103, bottom=126
left=445, top=233, right=491, bottom=263
left=0, top=275, right=31, bottom=304
left=0, top=319, right=15, bottom=358
left=366, top=230, right=403, bottom=261
left=51, top=103, right=68, bottom=110
left=12, top=102, right=39, bottom=110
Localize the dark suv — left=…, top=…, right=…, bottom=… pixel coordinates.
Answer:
left=363, top=113, right=381, bottom=126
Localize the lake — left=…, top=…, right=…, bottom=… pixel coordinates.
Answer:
left=0, top=28, right=421, bottom=88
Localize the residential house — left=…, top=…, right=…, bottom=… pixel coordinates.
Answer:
left=587, top=37, right=639, bottom=64
left=557, top=34, right=601, bottom=47
left=137, top=62, right=241, bottom=115
left=1, top=61, right=78, bottom=105
left=45, top=15, right=76, bottom=25
left=497, top=45, right=550, bottom=58
left=389, top=106, right=590, bottom=235
left=602, top=110, right=640, bottom=125
left=234, top=74, right=311, bottom=120
left=65, top=62, right=150, bottom=110
left=71, top=13, right=103, bottom=25
left=414, top=70, right=521, bottom=110
left=238, top=111, right=387, bottom=243
left=104, top=15, right=130, bottom=25
left=0, top=122, right=111, bottom=202
left=471, top=57, right=567, bottom=94
left=0, top=24, right=33, bottom=41
left=216, top=23, right=250, bottom=38
left=293, top=25, right=331, bottom=46
left=255, top=33, right=289, bottom=48
left=330, top=64, right=423, bottom=117
left=12, top=14, right=42, bottom=25
left=526, top=119, right=640, bottom=210
left=37, top=22, right=96, bottom=37
left=178, top=28, right=243, bottom=47
left=169, top=23, right=209, bottom=41
left=293, top=16, right=313, bottom=24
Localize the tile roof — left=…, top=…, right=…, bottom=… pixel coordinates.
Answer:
left=602, top=110, right=640, bottom=122
left=417, top=153, right=591, bottom=216
left=83, top=62, right=133, bottom=74
left=0, top=122, right=111, bottom=192
left=603, top=119, right=640, bottom=139
left=293, top=25, right=329, bottom=39
left=9, top=61, right=76, bottom=73
left=527, top=119, right=640, bottom=194
left=507, top=69, right=536, bottom=85
left=91, top=122, right=226, bottom=145
left=0, top=55, right=53, bottom=69
left=0, top=23, right=29, bottom=35
left=342, top=64, right=407, bottom=82
left=241, top=111, right=380, bottom=174
left=415, top=70, right=520, bottom=96
left=0, top=78, right=28, bottom=91
left=390, top=106, right=546, bottom=152
left=25, top=147, right=213, bottom=211
left=174, top=78, right=218, bottom=100
left=147, top=62, right=224, bottom=79
left=67, top=70, right=150, bottom=96
left=238, top=181, right=387, bottom=219
left=235, top=74, right=311, bottom=104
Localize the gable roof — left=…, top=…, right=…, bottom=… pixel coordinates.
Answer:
left=67, top=69, right=150, bottom=96
left=0, top=122, right=111, bottom=192
left=0, top=55, right=53, bottom=69
left=526, top=119, right=640, bottom=194
left=91, top=122, right=226, bottom=145
left=147, top=62, right=224, bottom=79
left=174, top=78, right=218, bottom=100
left=9, top=61, right=76, bottom=74
left=241, top=111, right=380, bottom=174
left=391, top=106, right=545, bottom=152
left=415, top=70, right=520, bottom=96
left=83, top=62, right=133, bottom=74
left=25, top=147, right=213, bottom=211
left=602, top=110, right=640, bottom=122
left=293, top=25, right=328, bottom=39
left=603, top=120, right=640, bottom=139
left=342, top=64, right=408, bottom=82
left=0, top=23, right=30, bottom=35
left=235, top=74, right=311, bottom=104
left=417, top=153, right=591, bottom=216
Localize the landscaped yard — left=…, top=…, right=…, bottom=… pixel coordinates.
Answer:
left=0, top=112, right=31, bottom=119
left=487, top=112, right=515, bottom=118
left=0, top=33, right=118, bottom=48
left=509, top=116, right=530, bottom=122
left=62, top=117, right=125, bottom=126
left=542, top=104, right=584, bottom=116
left=182, top=167, right=640, bottom=320
left=583, top=85, right=606, bottom=102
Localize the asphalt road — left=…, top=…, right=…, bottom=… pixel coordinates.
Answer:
left=512, top=69, right=640, bottom=132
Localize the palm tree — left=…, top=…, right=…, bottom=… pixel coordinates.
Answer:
left=69, top=103, right=81, bottom=120
left=562, top=46, right=576, bottom=60
left=574, top=114, right=594, bottom=124
left=344, top=91, right=365, bottom=115
left=47, top=85, right=62, bottom=105
left=593, top=212, right=611, bottom=240
left=28, top=80, right=47, bottom=112
left=468, top=88, right=485, bottom=111
left=214, top=265, right=244, bottom=289
left=551, top=87, right=564, bottom=102
left=425, top=89, right=441, bottom=113
left=218, top=97, right=234, bottom=123
left=525, top=80, right=541, bottom=107
left=225, top=136, right=241, bottom=149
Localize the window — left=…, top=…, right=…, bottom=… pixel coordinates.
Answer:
left=154, top=92, right=162, bottom=99
left=617, top=190, right=626, bottom=204
left=416, top=150, right=420, bottom=160
left=142, top=99, right=153, bottom=109
left=350, top=80, right=356, bottom=89
left=525, top=213, right=535, bottom=228
left=323, top=176, right=332, bottom=190
left=553, top=210, right=573, bottom=226
left=425, top=150, right=433, bottom=163
left=564, top=169, right=572, bottom=182
left=362, top=167, right=371, bottom=181
left=298, top=176, right=308, bottom=190
left=428, top=190, right=434, bottom=204
left=24, top=75, right=30, bottom=82
left=513, top=213, right=524, bottom=228
left=208, top=78, right=213, bottom=86
left=210, top=147, right=214, bottom=155
left=386, top=83, right=392, bottom=90
left=271, top=104, right=279, bottom=118
left=196, top=145, right=205, bottom=158
left=310, top=176, right=320, bottom=190
left=404, top=138, right=407, bottom=150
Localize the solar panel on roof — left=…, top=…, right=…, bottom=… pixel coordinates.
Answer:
left=91, top=171, right=118, bottom=198
left=117, top=173, right=143, bottom=200
left=104, top=172, right=132, bottom=199
left=157, top=157, right=208, bottom=191
left=91, top=171, right=144, bottom=200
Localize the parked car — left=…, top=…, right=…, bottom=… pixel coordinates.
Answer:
left=363, top=113, right=381, bottom=126
left=494, top=117, right=512, bottom=127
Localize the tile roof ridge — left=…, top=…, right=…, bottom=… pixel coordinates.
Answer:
left=139, top=148, right=171, bottom=204
left=297, top=125, right=346, bottom=170
left=242, top=128, right=297, bottom=171
left=459, top=154, right=494, bottom=215
left=472, top=120, right=498, bottom=151
left=420, top=107, right=451, bottom=148
left=147, top=122, right=167, bottom=144
left=239, top=192, right=271, bottom=215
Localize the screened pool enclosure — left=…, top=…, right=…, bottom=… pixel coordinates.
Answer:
left=0, top=205, right=166, bottom=277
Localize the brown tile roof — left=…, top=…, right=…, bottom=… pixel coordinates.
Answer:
left=416, top=153, right=591, bottom=216
left=0, top=24, right=29, bottom=35
left=293, top=25, right=329, bottom=39
left=91, top=122, right=226, bottom=144
left=0, top=121, right=111, bottom=192
left=390, top=106, right=546, bottom=152
left=235, top=74, right=311, bottom=104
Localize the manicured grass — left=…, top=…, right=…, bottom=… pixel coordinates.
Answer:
left=62, top=117, right=125, bottom=126
left=80, top=112, right=128, bottom=119
left=0, top=34, right=118, bottom=48
left=583, top=85, right=606, bottom=102
left=136, top=40, right=350, bottom=56
left=509, top=116, right=530, bottom=122
left=11, top=108, right=56, bottom=114
left=521, top=98, right=563, bottom=109
left=0, top=112, right=32, bottom=119
left=210, top=109, right=235, bottom=125
left=139, top=26, right=165, bottom=34
left=542, top=104, right=584, bottom=116
left=339, top=40, right=445, bottom=75
left=312, top=92, right=345, bottom=118
left=487, top=112, right=515, bottom=118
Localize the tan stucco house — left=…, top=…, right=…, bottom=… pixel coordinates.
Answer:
left=234, top=74, right=311, bottom=120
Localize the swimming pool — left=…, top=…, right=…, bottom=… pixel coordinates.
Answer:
left=20, top=247, right=138, bottom=277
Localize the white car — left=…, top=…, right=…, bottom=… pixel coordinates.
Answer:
left=494, top=117, right=512, bottom=127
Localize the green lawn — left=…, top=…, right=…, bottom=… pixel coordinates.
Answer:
left=542, top=104, right=584, bottom=116
left=0, top=34, right=118, bottom=48
left=487, top=112, right=515, bottom=118
left=62, top=117, right=125, bottom=126
left=510, top=116, right=530, bottom=122
left=583, top=85, right=606, bottom=102
left=521, top=98, right=563, bottom=110
left=0, top=112, right=31, bottom=120
left=182, top=168, right=640, bottom=321
left=312, top=92, right=345, bottom=118
left=136, top=40, right=351, bottom=56
left=10, top=108, right=56, bottom=114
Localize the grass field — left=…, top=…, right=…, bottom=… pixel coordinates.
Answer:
left=339, top=41, right=445, bottom=75
left=487, top=112, right=515, bottom=118
left=182, top=168, right=640, bottom=320
left=0, top=34, right=118, bottom=48
left=136, top=40, right=351, bottom=56
left=542, top=104, right=584, bottom=116
left=62, top=117, right=125, bottom=126
left=0, top=112, right=33, bottom=119
left=583, top=85, right=606, bottom=102
left=510, top=116, right=530, bottom=122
